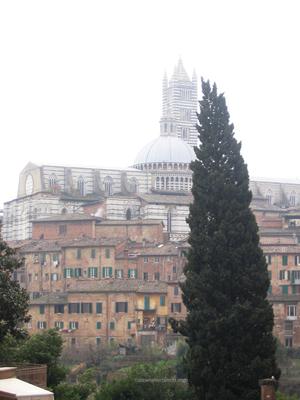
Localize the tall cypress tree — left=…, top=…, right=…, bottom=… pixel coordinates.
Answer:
left=173, top=80, right=280, bottom=400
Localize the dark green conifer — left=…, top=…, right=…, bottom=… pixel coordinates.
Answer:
left=173, top=79, right=280, bottom=400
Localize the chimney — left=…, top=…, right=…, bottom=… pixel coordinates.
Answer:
left=260, top=378, right=276, bottom=400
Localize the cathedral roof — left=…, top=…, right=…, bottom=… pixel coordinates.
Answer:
left=133, top=135, right=195, bottom=166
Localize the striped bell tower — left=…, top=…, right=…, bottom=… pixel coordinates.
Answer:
left=162, top=59, right=198, bottom=147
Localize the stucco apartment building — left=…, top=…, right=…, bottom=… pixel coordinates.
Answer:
left=12, top=217, right=186, bottom=349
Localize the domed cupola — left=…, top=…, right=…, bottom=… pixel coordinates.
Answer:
left=133, top=115, right=195, bottom=192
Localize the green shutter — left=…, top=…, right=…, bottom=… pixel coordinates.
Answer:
left=96, top=321, right=101, bottom=329
left=282, top=255, right=288, bottom=266
left=95, top=268, right=98, bottom=278
left=102, top=267, right=105, bottom=278
left=160, top=295, right=165, bottom=306
left=63, top=269, right=67, bottom=278
left=144, top=296, right=150, bottom=310
left=282, top=285, right=289, bottom=295
left=109, top=267, right=113, bottom=277
left=128, top=269, right=131, bottom=278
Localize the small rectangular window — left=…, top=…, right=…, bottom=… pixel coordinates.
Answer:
left=68, top=303, right=80, bottom=313
left=105, top=248, right=110, bottom=258
left=96, top=302, right=103, bottom=314
left=116, top=302, right=128, bottom=313
left=143, top=256, right=148, bottom=263
left=91, top=249, right=96, bottom=259
left=115, top=269, right=123, bottom=279
left=128, top=269, right=137, bottom=279
left=174, top=286, right=179, bottom=295
left=110, top=321, right=115, bottom=330
left=96, top=337, right=101, bottom=346
left=55, top=321, right=64, bottom=329
left=282, top=255, right=288, bottom=266
left=69, top=321, right=79, bottom=330
left=154, top=256, right=159, bottom=263
left=282, top=285, right=289, bottom=295
left=39, top=305, right=45, bottom=314
left=143, top=272, right=148, bottom=281
left=81, top=303, right=93, bottom=313
left=171, top=303, right=182, bottom=313
left=285, top=337, right=293, bottom=348
left=88, top=267, right=98, bottom=278
left=127, top=321, right=132, bottom=329
left=54, top=304, right=65, bottom=314
left=64, top=268, right=73, bottom=279
left=37, top=321, right=47, bottom=329
left=77, top=249, right=81, bottom=259
left=160, top=295, right=165, bottom=306
left=102, top=267, right=113, bottom=278
left=287, top=304, right=297, bottom=317
left=59, top=225, right=67, bottom=235
left=265, top=255, right=272, bottom=265
left=74, top=268, right=82, bottom=278
left=51, top=273, right=59, bottom=281
left=154, top=272, right=160, bottom=281
left=96, top=321, right=102, bottom=329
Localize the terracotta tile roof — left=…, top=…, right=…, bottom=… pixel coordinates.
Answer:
left=116, top=243, right=179, bottom=258
left=30, top=293, right=68, bottom=305
left=33, top=214, right=101, bottom=222
left=96, top=219, right=163, bottom=226
left=67, top=279, right=168, bottom=294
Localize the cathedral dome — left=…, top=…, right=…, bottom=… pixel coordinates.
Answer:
left=133, top=135, right=195, bottom=167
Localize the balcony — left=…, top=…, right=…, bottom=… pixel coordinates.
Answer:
left=291, top=279, right=300, bottom=285
left=286, top=315, right=297, bottom=321
left=137, top=325, right=166, bottom=332
left=135, top=307, right=156, bottom=312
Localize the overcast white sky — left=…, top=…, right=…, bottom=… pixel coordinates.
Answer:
left=1, top=0, right=300, bottom=208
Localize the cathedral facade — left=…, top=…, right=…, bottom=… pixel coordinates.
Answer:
left=3, top=60, right=300, bottom=242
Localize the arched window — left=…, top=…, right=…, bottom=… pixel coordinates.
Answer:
left=290, top=191, right=296, bottom=207
left=180, top=177, right=184, bottom=191
left=126, top=208, right=132, bottom=220
left=104, top=176, right=113, bottom=196
left=170, top=177, right=174, bottom=191
left=155, top=177, right=160, bottom=190
left=161, top=177, right=165, bottom=190
left=266, top=189, right=272, bottom=205
left=77, top=176, right=85, bottom=196
left=184, top=177, right=189, bottom=191
left=49, top=174, right=57, bottom=189
left=166, top=177, right=169, bottom=191
left=175, top=177, right=179, bottom=191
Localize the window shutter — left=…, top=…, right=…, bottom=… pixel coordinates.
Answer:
left=63, top=269, right=67, bottom=278
left=128, top=269, right=131, bottom=278
left=109, top=267, right=112, bottom=277
left=125, top=302, right=128, bottom=313
left=95, top=268, right=98, bottom=278
left=102, top=267, right=105, bottom=278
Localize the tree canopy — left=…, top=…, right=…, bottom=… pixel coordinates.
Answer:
left=172, top=79, right=280, bottom=400
left=0, top=240, right=30, bottom=341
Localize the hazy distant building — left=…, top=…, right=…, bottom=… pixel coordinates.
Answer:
left=4, top=59, right=300, bottom=241
left=162, top=58, right=198, bottom=147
